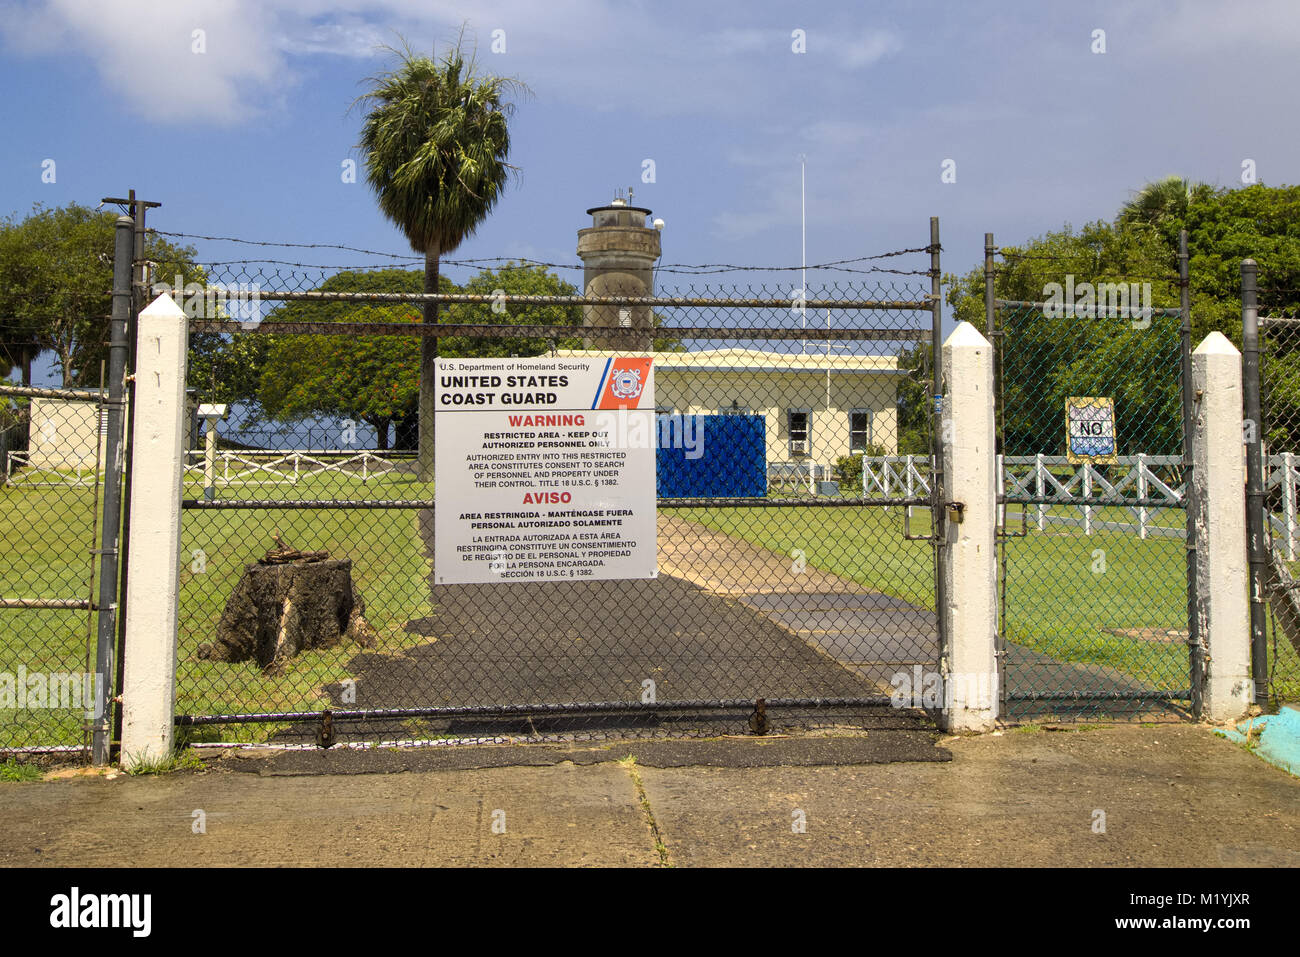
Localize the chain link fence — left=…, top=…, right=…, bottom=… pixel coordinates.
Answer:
left=992, top=299, right=1195, bottom=721
left=162, top=251, right=945, bottom=746
left=0, top=383, right=110, bottom=752
left=1253, top=306, right=1300, bottom=705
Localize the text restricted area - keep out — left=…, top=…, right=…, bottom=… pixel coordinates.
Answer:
left=433, top=355, right=658, bottom=585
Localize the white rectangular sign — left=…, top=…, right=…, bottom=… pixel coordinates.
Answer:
left=434, top=355, right=658, bottom=585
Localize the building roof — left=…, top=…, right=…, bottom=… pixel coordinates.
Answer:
left=553, top=347, right=900, bottom=376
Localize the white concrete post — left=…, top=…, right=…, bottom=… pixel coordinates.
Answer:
left=1284, top=452, right=1296, bottom=561
left=1192, top=332, right=1252, bottom=721
left=203, top=421, right=217, bottom=500
left=1082, top=463, right=1094, bottom=536
left=938, top=322, right=998, bottom=731
left=996, top=453, right=1006, bottom=531
left=120, top=294, right=188, bottom=768
left=1035, top=453, right=1045, bottom=531
left=1137, top=453, right=1149, bottom=540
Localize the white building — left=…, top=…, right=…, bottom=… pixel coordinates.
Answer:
left=556, top=347, right=904, bottom=465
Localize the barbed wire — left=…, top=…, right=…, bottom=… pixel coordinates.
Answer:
left=148, top=230, right=932, bottom=276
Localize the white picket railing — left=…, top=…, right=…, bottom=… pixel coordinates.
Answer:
left=861, top=453, right=1187, bottom=538
left=181, top=449, right=404, bottom=486
left=1266, top=452, right=1300, bottom=560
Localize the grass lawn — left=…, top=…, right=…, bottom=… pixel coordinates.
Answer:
left=2, top=468, right=435, bottom=747
left=175, top=469, right=435, bottom=742
left=675, top=502, right=1197, bottom=692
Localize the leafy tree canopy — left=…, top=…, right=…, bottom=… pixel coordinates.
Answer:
left=0, top=202, right=201, bottom=385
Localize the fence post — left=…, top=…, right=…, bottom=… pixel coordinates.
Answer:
left=1241, top=259, right=1269, bottom=706
left=1178, top=227, right=1204, bottom=719
left=1035, top=453, right=1045, bottom=530
left=1194, top=332, right=1253, bottom=721
left=91, top=215, right=133, bottom=765
left=1286, top=452, right=1297, bottom=562
left=1137, top=453, right=1149, bottom=540
left=120, top=293, right=188, bottom=769
left=1082, top=463, right=1093, bottom=535
left=938, top=321, right=998, bottom=731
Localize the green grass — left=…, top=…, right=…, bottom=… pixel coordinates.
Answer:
left=175, top=470, right=435, bottom=741
left=3, top=468, right=435, bottom=747
left=676, top=502, right=1194, bottom=690
left=121, top=746, right=207, bottom=775
left=0, top=758, right=44, bottom=782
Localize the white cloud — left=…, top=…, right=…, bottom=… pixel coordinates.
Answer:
left=0, top=0, right=285, bottom=123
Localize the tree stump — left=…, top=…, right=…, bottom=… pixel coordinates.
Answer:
left=201, top=554, right=378, bottom=674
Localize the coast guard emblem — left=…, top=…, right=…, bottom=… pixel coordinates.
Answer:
left=611, top=367, right=643, bottom=399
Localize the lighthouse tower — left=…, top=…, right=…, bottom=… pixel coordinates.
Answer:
left=576, top=193, right=662, bottom=350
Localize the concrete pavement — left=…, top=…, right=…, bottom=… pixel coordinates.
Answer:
left=2, top=723, right=1297, bottom=867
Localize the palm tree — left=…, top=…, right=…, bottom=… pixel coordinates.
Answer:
left=1117, top=176, right=1214, bottom=239
left=356, top=36, right=525, bottom=479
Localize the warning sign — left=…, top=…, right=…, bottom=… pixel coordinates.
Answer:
left=1065, top=396, right=1118, bottom=464
left=434, top=355, right=658, bottom=585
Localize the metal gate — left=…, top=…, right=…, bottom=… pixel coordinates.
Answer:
left=1246, top=289, right=1300, bottom=708
left=0, top=384, right=112, bottom=753
left=169, top=231, right=945, bottom=745
left=986, top=248, right=1200, bottom=720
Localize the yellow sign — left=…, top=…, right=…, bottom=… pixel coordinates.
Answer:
left=1065, top=396, right=1117, bottom=464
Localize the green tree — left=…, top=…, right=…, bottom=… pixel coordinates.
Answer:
left=894, top=340, right=932, bottom=455
left=1117, top=175, right=1213, bottom=253
left=442, top=261, right=582, bottom=357
left=0, top=202, right=200, bottom=386
left=356, top=36, right=527, bottom=478
left=256, top=269, right=444, bottom=450
left=947, top=221, right=1182, bottom=455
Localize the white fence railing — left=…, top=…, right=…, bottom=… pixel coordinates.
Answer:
left=182, top=449, right=404, bottom=486
left=1266, top=452, right=1300, bottom=560
left=861, top=453, right=1189, bottom=538
left=3, top=451, right=102, bottom=488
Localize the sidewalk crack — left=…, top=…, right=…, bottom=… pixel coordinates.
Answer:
left=620, top=756, right=671, bottom=867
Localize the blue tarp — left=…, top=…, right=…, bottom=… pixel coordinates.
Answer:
left=656, top=414, right=766, bottom=498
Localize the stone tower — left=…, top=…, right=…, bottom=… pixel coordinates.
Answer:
left=576, top=195, right=662, bottom=351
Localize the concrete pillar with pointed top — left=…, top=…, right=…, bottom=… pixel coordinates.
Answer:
left=1193, top=331, right=1252, bottom=720
left=120, top=293, right=189, bottom=768
left=938, top=321, right=999, bottom=731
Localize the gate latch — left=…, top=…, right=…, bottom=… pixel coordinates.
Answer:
left=946, top=501, right=965, bottom=524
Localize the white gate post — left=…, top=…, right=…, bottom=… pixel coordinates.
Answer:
left=120, top=294, right=188, bottom=768
left=1193, top=332, right=1253, bottom=721
left=1137, top=453, right=1149, bottom=540
left=1284, top=452, right=1296, bottom=562
left=1035, top=453, right=1045, bottom=531
left=938, top=322, right=998, bottom=731
left=1082, top=463, right=1094, bottom=535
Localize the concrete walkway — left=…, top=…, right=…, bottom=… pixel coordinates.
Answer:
left=658, top=513, right=937, bottom=689
left=2, top=725, right=1296, bottom=867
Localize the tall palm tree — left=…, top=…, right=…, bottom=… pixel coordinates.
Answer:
left=1117, top=175, right=1214, bottom=237
left=356, top=37, right=525, bottom=480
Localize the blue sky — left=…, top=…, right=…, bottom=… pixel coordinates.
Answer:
left=2, top=0, right=1298, bottom=355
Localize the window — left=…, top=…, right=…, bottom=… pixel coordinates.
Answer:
left=787, top=409, right=810, bottom=455
left=849, top=410, right=872, bottom=453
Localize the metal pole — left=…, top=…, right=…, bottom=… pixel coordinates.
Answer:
left=930, top=217, right=947, bottom=664
left=984, top=233, right=996, bottom=339
left=92, top=215, right=133, bottom=765
left=110, top=190, right=159, bottom=759
left=1178, top=230, right=1203, bottom=717
left=1241, top=258, right=1268, bottom=706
